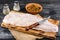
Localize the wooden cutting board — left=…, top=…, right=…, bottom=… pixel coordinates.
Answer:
left=2, top=11, right=59, bottom=40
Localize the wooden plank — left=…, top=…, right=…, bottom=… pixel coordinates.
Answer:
left=1, top=11, right=59, bottom=40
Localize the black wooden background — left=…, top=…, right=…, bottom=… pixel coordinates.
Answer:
left=0, top=0, right=60, bottom=4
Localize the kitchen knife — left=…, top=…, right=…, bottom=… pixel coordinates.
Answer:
left=26, top=16, right=51, bottom=31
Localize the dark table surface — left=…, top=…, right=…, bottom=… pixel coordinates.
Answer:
left=0, top=3, right=60, bottom=40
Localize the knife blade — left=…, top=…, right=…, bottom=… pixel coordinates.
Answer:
left=38, top=16, right=51, bottom=25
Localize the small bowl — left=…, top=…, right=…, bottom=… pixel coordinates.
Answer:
left=25, top=3, right=43, bottom=14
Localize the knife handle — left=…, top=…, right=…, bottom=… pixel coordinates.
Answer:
left=26, top=22, right=39, bottom=31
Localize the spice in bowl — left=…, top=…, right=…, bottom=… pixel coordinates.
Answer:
left=25, top=3, right=43, bottom=14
